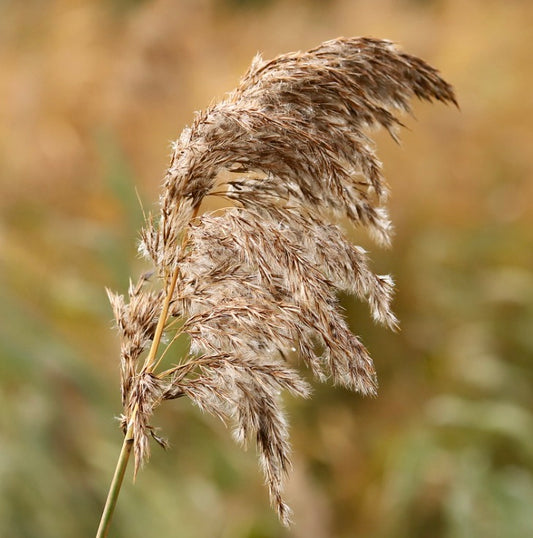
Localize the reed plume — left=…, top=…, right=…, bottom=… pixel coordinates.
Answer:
left=99, top=37, right=456, bottom=533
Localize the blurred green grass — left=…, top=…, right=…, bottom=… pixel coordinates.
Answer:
left=1, top=0, right=532, bottom=536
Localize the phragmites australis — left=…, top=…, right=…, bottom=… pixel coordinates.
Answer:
left=104, top=37, right=457, bottom=528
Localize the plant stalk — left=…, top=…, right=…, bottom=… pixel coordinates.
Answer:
left=96, top=208, right=199, bottom=536
left=95, top=431, right=133, bottom=538
left=95, top=266, right=179, bottom=537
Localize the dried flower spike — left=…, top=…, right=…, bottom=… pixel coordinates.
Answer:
left=99, top=37, right=456, bottom=534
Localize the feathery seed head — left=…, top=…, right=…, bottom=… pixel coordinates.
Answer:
left=109, top=37, right=456, bottom=524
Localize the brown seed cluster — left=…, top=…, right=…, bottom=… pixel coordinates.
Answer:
left=108, top=37, right=456, bottom=525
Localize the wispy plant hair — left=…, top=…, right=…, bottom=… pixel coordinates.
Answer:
left=106, top=37, right=456, bottom=526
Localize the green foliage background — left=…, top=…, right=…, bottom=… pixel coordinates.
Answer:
left=1, top=1, right=532, bottom=536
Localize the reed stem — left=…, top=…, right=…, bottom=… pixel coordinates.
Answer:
left=96, top=264, right=181, bottom=537
left=95, top=432, right=133, bottom=538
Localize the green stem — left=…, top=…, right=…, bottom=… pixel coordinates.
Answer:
left=95, top=434, right=133, bottom=538
left=96, top=207, right=199, bottom=536
left=95, top=266, right=180, bottom=537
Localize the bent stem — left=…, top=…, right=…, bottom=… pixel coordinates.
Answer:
left=96, top=208, right=199, bottom=537
left=95, top=265, right=181, bottom=537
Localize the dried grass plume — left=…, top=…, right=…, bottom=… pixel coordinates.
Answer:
left=107, top=37, right=456, bottom=525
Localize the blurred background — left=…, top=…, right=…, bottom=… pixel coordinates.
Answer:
left=1, top=0, right=532, bottom=536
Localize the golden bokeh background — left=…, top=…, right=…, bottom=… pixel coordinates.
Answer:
left=1, top=1, right=532, bottom=536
